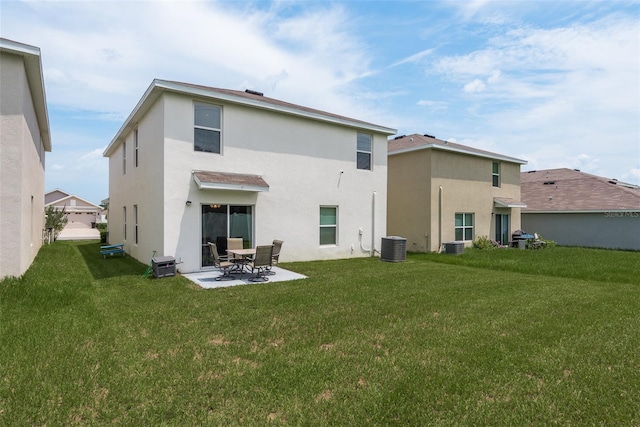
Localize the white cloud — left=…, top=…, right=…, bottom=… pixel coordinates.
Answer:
left=391, top=48, right=434, bottom=67
left=464, top=79, right=485, bottom=93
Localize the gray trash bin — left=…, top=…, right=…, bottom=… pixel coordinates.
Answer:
left=152, top=256, right=176, bottom=278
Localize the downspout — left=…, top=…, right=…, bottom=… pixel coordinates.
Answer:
left=371, top=191, right=376, bottom=257
left=438, top=185, right=443, bottom=253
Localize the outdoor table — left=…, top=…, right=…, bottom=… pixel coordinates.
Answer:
left=226, top=248, right=256, bottom=273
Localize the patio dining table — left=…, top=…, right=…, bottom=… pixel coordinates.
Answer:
left=227, top=248, right=256, bottom=273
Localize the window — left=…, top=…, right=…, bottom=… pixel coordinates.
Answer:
left=134, top=205, right=138, bottom=244
left=194, top=102, right=222, bottom=154
left=455, top=213, right=474, bottom=241
left=123, top=206, right=127, bottom=241
left=492, top=162, right=500, bottom=187
left=320, top=206, right=338, bottom=245
left=134, top=129, right=139, bottom=167
left=357, top=133, right=372, bottom=170
left=122, top=141, right=127, bottom=175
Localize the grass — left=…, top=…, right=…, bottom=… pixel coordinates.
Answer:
left=1, top=241, right=638, bottom=425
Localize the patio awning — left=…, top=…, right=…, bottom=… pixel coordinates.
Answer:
left=192, top=170, right=269, bottom=192
left=494, top=197, right=527, bottom=208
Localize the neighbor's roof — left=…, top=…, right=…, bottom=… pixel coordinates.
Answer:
left=521, top=168, right=640, bottom=212
left=0, top=38, right=51, bottom=152
left=104, top=79, right=397, bottom=157
left=45, top=193, right=102, bottom=209
left=388, top=134, right=526, bottom=164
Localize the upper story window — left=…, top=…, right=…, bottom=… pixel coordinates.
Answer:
left=134, top=128, right=139, bottom=167
left=455, top=213, right=474, bottom=241
left=122, top=141, right=127, bottom=175
left=492, top=162, right=500, bottom=187
left=194, top=102, right=222, bottom=154
left=357, top=133, right=372, bottom=170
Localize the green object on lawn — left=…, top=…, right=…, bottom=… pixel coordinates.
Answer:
left=141, top=250, right=157, bottom=278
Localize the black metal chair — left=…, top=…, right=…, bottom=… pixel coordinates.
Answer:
left=208, top=242, right=235, bottom=281
left=248, top=245, right=273, bottom=282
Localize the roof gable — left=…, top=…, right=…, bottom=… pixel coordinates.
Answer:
left=388, top=133, right=526, bottom=164
left=521, top=168, right=640, bottom=212
left=104, top=79, right=396, bottom=157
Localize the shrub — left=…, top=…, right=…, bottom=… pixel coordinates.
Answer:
left=473, top=235, right=499, bottom=250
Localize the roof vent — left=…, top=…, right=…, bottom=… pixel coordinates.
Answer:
left=527, top=170, right=536, bottom=173
left=245, top=89, right=264, bottom=96
left=423, top=134, right=435, bottom=138
left=608, top=180, right=618, bottom=185
left=574, top=169, right=580, bottom=172
left=393, top=135, right=406, bottom=140
left=543, top=181, right=556, bottom=185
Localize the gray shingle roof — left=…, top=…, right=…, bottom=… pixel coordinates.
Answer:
left=388, top=133, right=526, bottom=164
left=521, top=168, right=640, bottom=211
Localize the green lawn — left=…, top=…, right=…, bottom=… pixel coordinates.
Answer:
left=1, top=241, right=638, bottom=425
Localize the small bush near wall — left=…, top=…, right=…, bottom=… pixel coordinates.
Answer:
left=473, top=235, right=500, bottom=250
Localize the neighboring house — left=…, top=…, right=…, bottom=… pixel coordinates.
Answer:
left=103, top=79, right=396, bottom=273
left=45, top=189, right=104, bottom=240
left=521, top=168, right=640, bottom=250
left=387, top=134, right=527, bottom=252
left=0, top=39, right=51, bottom=279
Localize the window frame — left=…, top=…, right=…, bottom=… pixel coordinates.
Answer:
left=122, top=141, right=127, bottom=175
left=319, top=206, right=338, bottom=246
left=356, top=132, right=373, bottom=171
left=134, top=204, right=138, bottom=245
left=194, top=101, right=222, bottom=154
left=134, top=128, right=139, bottom=168
left=492, top=161, right=500, bottom=187
left=123, top=206, right=127, bottom=241
left=455, top=213, right=474, bottom=241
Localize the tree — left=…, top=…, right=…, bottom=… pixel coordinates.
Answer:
left=45, top=205, right=68, bottom=240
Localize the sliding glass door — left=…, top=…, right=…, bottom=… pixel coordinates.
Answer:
left=495, top=214, right=509, bottom=246
left=201, top=204, right=253, bottom=267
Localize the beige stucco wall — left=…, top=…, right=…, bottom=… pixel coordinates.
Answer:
left=108, top=91, right=388, bottom=272
left=388, top=148, right=522, bottom=252
left=0, top=51, right=46, bottom=278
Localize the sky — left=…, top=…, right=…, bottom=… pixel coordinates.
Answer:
left=2, top=0, right=639, bottom=205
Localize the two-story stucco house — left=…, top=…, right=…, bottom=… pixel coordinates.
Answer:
left=103, top=80, right=396, bottom=273
left=387, top=134, right=527, bottom=252
left=0, top=39, right=51, bottom=279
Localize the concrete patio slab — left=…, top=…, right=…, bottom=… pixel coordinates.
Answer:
left=183, top=266, right=307, bottom=289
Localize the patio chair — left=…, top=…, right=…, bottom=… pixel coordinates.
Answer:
left=266, top=239, right=283, bottom=275
left=227, top=237, right=244, bottom=264
left=208, top=242, right=235, bottom=281
left=248, top=245, right=273, bottom=282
